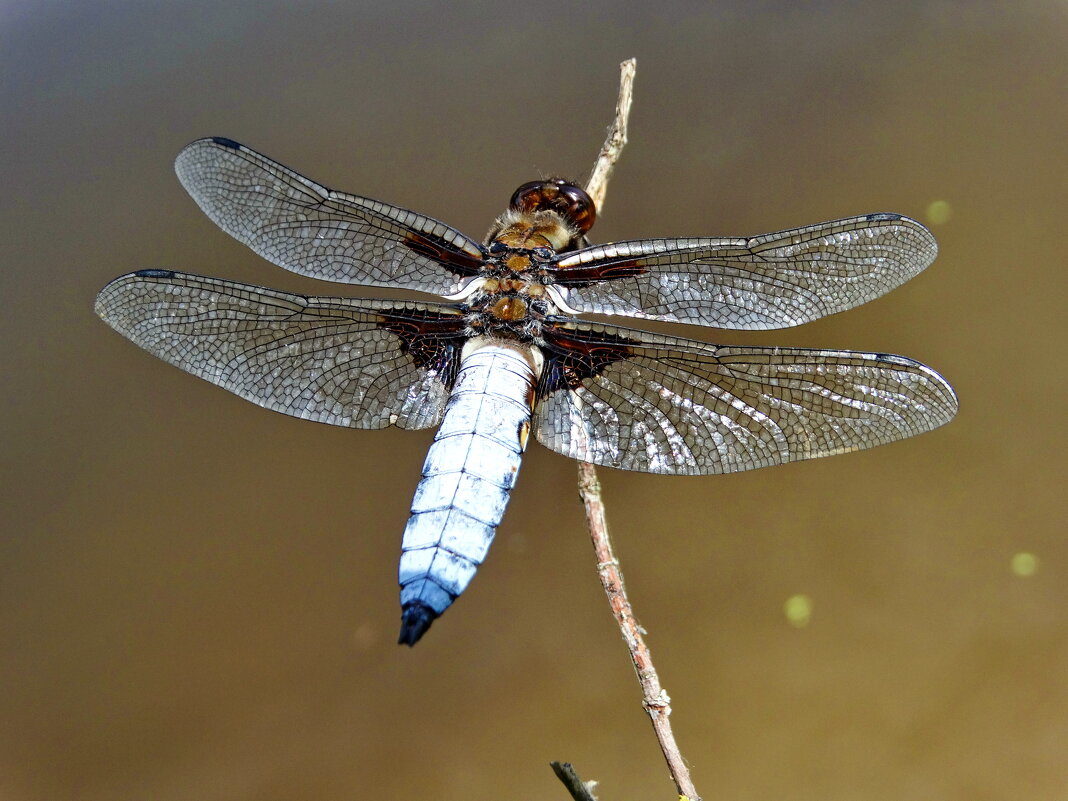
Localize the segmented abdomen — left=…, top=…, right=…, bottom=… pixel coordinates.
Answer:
left=397, top=337, right=539, bottom=644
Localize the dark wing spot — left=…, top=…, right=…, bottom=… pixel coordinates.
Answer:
left=209, top=137, right=242, bottom=150
left=872, top=352, right=911, bottom=367
left=134, top=269, right=176, bottom=278
left=865, top=213, right=901, bottom=222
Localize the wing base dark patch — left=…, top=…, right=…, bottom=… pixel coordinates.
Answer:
left=402, top=232, right=485, bottom=279
left=376, top=310, right=467, bottom=386
left=544, top=258, right=647, bottom=289
left=537, top=324, right=640, bottom=397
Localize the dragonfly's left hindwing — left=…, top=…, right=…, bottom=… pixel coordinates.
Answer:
left=533, top=318, right=958, bottom=476
left=95, top=271, right=467, bottom=430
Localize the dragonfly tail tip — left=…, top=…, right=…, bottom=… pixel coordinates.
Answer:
left=398, top=601, right=438, bottom=646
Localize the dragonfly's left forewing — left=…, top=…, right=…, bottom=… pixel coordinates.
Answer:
left=533, top=319, right=958, bottom=475
left=95, top=271, right=467, bottom=430
left=546, top=214, right=937, bottom=330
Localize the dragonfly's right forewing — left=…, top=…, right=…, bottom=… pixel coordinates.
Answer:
left=175, top=138, right=487, bottom=296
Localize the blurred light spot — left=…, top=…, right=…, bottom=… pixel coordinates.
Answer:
left=351, top=622, right=379, bottom=650
left=506, top=530, right=528, bottom=554
left=1011, top=552, right=1038, bottom=577
left=926, top=200, right=953, bottom=225
left=784, top=594, right=812, bottom=627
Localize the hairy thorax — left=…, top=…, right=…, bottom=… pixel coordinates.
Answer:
left=462, top=211, right=576, bottom=340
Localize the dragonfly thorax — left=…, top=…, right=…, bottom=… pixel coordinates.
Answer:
left=488, top=295, right=529, bottom=321
left=463, top=282, right=554, bottom=341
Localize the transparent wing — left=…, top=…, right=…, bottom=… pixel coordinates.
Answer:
left=174, top=138, right=486, bottom=295
left=95, top=270, right=468, bottom=430
left=546, top=214, right=937, bottom=330
left=533, top=319, right=957, bottom=475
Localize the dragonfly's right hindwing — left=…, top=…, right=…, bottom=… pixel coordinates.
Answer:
left=95, top=270, right=467, bottom=430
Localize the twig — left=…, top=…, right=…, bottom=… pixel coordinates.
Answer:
left=558, top=58, right=702, bottom=801
left=550, top=762, right=599, bottom=801
left=576, top=464, right=700, bottom=801
left=584, top=58, right=636, bottom=214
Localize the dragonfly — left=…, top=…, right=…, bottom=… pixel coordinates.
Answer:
left=95, top=137, right=958, bottom=646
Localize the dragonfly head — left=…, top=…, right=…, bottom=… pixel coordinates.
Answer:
left=509, top=179, right=597, bottom=235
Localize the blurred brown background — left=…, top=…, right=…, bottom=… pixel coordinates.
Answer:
left=2, top=2, right=1065, bottom=799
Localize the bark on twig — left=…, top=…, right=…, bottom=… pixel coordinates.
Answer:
left=550, top=762, right=599, bottom=801
left=584, top=58, right=636, bottom=214
left=553, top=58, right=702, bottom=801
left=575, top=463, right=700, bottom=801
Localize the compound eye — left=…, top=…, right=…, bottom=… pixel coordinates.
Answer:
left=509, top=181, right=548, bottom=214
left=556, top=182, right=596, bottom=234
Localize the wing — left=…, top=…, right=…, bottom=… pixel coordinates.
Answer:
left=544, top=214, right=937, bottom=330
left=95, top=270, right=468, bottom=430
left=174, top=138, right=486, bottom=295
left=533, top=319, right=958, bottom=475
